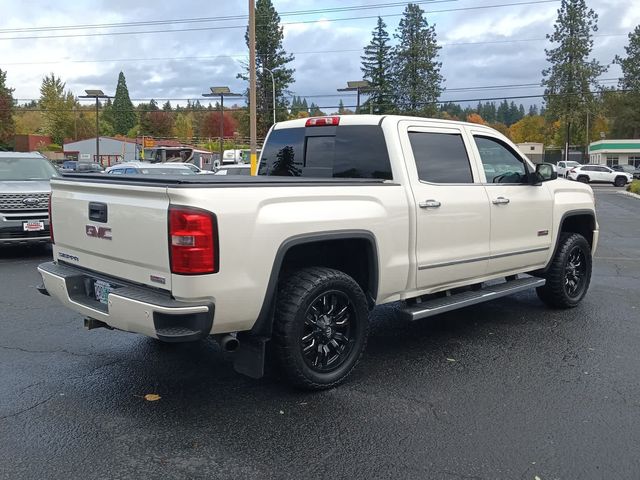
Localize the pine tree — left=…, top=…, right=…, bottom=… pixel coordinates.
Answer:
left=0, top=69, right=15, bottom=148
left=611, top=25, right=640, bottom=138
left=392, top=4, right=443, bottom=115
left=338, top=99, right=346, bottom=114
left=39, top=73, right=75, bottom=144
left=542, top=0, right=607, bottom=149
left=361, top=17, right=394, bottom=114
left=239, top=0, right=295, bottom=137
left=301, top=98, right=309, bottom=113
left=528, top=104, right=539, bottom=116
left=496, top=100, right=509, bottom=124
left=162, top=101, right=172, bottom=111
left=112, top=72, right=136, bottom=136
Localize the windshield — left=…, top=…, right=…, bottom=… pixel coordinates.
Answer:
left=0, top=157, right=60, bottom=181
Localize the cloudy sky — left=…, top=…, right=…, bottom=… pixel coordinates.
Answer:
left=1, top=0, right=638, bottom=111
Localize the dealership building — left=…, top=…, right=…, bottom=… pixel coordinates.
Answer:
left=588, top=139, right=640, bottom=168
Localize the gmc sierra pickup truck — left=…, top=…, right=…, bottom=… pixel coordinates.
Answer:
left=38, top=115, right=598, bottom=390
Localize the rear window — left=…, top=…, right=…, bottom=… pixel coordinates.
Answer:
left=258, top=125, right=392, bottom=180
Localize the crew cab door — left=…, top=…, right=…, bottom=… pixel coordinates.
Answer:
left=399, top=122, right=491, bottom=290
left=469, top=132, right=553, bottom=275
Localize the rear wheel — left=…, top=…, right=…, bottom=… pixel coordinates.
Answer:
left=536, top=233, right=592, bottom=308
left=273, top=267, right=370, bottom=390
left=577, top=175, right=590, bottom=184
left=613, top=176, right=627, bottom=187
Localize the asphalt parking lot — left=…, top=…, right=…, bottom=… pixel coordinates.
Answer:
left=1, top=186, right=639, bottom=480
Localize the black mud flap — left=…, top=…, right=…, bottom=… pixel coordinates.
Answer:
left=233, top=334, right=268, bottom=379
left=36, top=283, right=50, bottom=296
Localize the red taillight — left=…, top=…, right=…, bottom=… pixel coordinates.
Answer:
left=48, top=193, right=54, bottom=244
left=169, top=207, right=218, bottom=275
left=305, top=116, right=340, bottom=127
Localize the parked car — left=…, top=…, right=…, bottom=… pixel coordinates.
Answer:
left=611, top=164, right=636, bottom=174
left=167, top=162, right=214, bottom=174
left=60, top=161, right=104, bottom=173
left=0, top=152, right=58, bottom=245
left=557, top=161, right=581, bottom=178
left=105, top=162, right=196, bottom=175
left=213, top=164, right=252, bottom=176
left=567, top=165, right=632, bottom=186
left=39, top=115, right=597, bottom=390
left=634, top=167, right=640, bottom=180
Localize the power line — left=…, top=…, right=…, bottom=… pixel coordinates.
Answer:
left=13, top=78, right=620, bottom=103
left=1, top=32, right=627, bottom=67
left=0, top=0, right=456, bottom=34
left=0, top=0, right=560, bottom=41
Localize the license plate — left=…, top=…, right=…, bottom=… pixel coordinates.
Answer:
left=94, top=280, right=111, bottom=304
left=23, top=220, right=45, bottom=232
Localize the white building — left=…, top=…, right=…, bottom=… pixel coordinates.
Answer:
left=63, top=137, right=140, bottom=166
left=588, top=140, right=640, bottom=167
left=516, top=142, right=544, bottom=164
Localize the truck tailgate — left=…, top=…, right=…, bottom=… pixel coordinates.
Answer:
left=50, top=179, right=172, bottom=290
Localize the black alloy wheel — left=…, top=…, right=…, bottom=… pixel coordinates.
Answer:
left=564, top=246, right=587, bottom=298
left=273, top=267, right=370, bottom=390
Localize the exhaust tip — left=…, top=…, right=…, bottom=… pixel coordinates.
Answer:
left=220, top=335, right=240, bottom=352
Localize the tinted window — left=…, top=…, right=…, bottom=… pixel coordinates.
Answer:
left=475, top=136, right=527, bottom=183
left=124, top=168, right=137, bottom=174
left=259, top=125, right=392, bottom=180
left=408, top=132, right=473, bottom=183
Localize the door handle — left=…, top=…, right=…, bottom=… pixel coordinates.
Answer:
left=492, top=197, right=510, bottom=205
left=419, top=199, right=441, bottom=209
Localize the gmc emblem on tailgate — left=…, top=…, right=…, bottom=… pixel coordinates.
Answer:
left=86, top=225, right=112, bottom=240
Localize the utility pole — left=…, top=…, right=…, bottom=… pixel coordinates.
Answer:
left=249, top=0, right=258, bottom=175
left=79, top=90, right=111, bottom=164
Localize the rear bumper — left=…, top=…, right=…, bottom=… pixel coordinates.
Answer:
left=37, top=261, right=214, bottom=342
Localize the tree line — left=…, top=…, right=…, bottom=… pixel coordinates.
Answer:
left=2, top=0, right=640, bottom=151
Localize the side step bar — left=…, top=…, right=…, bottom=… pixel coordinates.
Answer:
left=400, top=276, right=546, bottom=321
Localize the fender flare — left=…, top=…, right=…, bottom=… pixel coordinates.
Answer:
left=248, top=230, right=379, bottom=338
left=540, top=209, right=596, bottom=273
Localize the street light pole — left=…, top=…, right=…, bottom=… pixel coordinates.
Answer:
left=202, top=87, right=242, bottom=165
left=249, top=0, right=257, bottom=175
left=263, top=67, right=276, bottom=126
left=79, top=89, right=111, bottom=164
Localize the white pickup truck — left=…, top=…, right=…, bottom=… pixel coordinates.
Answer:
left=38, top=115, right=598, bottom=390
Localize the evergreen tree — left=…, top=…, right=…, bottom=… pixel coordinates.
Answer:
left=112, top=71, right=136, bottom=136
left=162, top=100, right=172, bottom=111
left=0, top=69, right=15, bottom=148
left=239, top=0, right=295, bottom=136
left=101, top=98, right=115, bottom=136
left=301, top=98, right=309, bottom=113
left=338, top=99, right=346, bottom=114
left=361, top=17, right=394, bottom=114
left=528, top=104, right=540, bottom=116
left=392, top=4, right=443, bottom=115
left=174, top=113, right=194, bottom=143
left=542, top=0, right=607, bottom=149
left=518, top=104, right=526, bottom=119
left=496, top=100, right=509, bottom=124
left=611, top=25, right=640, bottom=138
left=39, top=73, right=75, bottom=144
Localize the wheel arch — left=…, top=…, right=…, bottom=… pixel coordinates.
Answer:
left=538, top=209, right=596, bottom=273
left=249, top=230, right=379, bottom=338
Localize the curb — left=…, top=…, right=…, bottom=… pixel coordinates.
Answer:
left=619, top=190, right=640, bottom=200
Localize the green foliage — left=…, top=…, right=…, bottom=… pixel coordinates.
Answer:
left=0, top=68, right=16, bottom=147
left=39, top=73, right=76, bottom=144
left=240, top=0, right=295, bottom=137
left=610, top=25, right=640, bottom=138
left=361, top=17, right=395, bottom=114
left=112, top=72, right=136, bottom=135
left=174, top=113, right=194, bottom=143
left=627, top=180, right=640, bottom=194
left=542, top=0, right=607, bottom=130
left=392, top=4, right=443, bottom=115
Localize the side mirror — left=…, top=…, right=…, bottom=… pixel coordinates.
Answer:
left=532, top=163, right=557, bottom=183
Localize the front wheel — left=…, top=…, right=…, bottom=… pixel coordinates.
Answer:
left=272, top=267, right=370, bottom=390
left=577, top=175, right=590, bottom=184
left=536, top=233, right=592, bottom=308
left=613, top=176, right=627, bottom=187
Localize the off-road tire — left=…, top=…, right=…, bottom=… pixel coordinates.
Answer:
left=536, top=233, right=592, bottom=308
left=273, top=267, right=369, bottom=390
left=613, top=176, right=627, bottom=187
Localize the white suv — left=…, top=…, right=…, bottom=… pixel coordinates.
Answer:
left=557, top=161, right=581, bottom=178
left=567, top=165, right=632, bottom=187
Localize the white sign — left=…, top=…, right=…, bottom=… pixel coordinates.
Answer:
left=80, top=153, right=91, bottom=160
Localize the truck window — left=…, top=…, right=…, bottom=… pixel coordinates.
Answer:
left=259, top=125, right=392, bottom=180
left=408, top=132, right=473, bottom=184
left=474, top=136, right=527, bottom=184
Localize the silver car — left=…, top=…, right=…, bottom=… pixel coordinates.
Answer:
left=0, top=152, right=58, bottom=245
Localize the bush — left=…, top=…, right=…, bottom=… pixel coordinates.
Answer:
left=627, top=180, right=640, bottom=195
